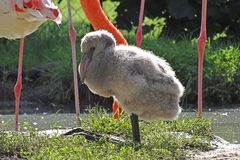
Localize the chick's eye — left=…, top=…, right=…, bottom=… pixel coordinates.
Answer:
left=90, top=47, right=95, bottom=51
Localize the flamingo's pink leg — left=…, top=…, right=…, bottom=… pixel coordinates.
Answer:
left=14, top=38, right=24, bottom=131
left=67, top=0, right=81, bottom=126
left=197, top=0, right=207, bottom=118
left=136, top=0, right=145, bottom=47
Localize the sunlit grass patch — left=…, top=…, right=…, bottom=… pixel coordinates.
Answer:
left=0, top=108, right=213, bottom=159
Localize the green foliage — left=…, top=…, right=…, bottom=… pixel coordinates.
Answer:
left=102, top=0, right=120, bottom=24
left=0, top=109, right=213, bottom=159
left=143, top=17, right=166, bottom=39
left=208, top=46, right=239, bottom=83
left=213, top=31, right=227, bottom=41
left=117, top=0, right=240, bottom=39
left=205, top=45, right=240, bottom=104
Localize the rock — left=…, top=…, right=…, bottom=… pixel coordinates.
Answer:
left=190, top=136, right=240, bottom=160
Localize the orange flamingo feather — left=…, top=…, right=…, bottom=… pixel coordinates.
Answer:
left=80, top=0, right=127, bottom=46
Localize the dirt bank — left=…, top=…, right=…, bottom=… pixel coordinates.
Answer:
left=190, top=136, right=240, bottom=160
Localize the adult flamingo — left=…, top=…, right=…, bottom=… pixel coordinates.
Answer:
left=0, top=0, right=61, bottom=131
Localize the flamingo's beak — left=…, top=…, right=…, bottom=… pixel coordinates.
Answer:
left=79, top=51, right=93, bottom=83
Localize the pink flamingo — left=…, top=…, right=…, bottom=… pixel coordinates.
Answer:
left=0, top=0, right=61, bottom=131
left=197, top=0, right=207, bottom=118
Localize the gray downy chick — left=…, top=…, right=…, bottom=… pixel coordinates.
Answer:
left=79, top=30, right=185, bottom=121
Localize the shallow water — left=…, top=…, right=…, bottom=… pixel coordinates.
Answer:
left=0, top=108, right=239, bottom=143
left=181, top=108, right=240, bottom=144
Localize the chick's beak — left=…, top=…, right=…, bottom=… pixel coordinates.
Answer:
left=79, top=51, right=93, bottom=83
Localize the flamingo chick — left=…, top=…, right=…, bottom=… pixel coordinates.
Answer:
left=79, top=30, right=184, bottom=121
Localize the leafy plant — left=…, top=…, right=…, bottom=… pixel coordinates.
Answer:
left=143, top=16, right=166, bottom=39
left=102, top=0, right=120, bottom=24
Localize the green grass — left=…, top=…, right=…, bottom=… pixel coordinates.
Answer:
left=0, top=108, right=213, bottom=159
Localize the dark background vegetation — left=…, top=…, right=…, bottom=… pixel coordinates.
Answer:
left=0, top=0, right=239, bottom=113
left=114, top=0, right=240, bottom=39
